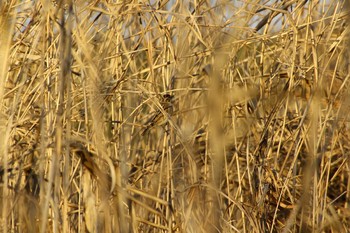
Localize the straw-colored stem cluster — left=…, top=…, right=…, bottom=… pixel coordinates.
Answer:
left=0, top=0, right=349, bottom=232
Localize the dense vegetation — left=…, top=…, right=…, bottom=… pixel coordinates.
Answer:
left=0, top=0, right=349, bottom=232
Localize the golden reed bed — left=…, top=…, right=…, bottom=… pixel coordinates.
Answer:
left=0, top=1, right=350, bottom=232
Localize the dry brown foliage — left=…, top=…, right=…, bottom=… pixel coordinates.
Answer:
left=1, top=0, right=350, bottom=232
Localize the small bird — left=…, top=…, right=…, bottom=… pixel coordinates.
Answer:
left=139, top=94, right=175, bottom=136
left=70, top=142, right=112, bottom=193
